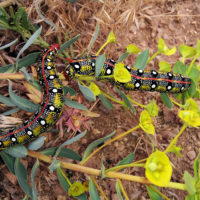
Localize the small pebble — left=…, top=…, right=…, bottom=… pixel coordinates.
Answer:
left=187, top=151, right=196, bottom=160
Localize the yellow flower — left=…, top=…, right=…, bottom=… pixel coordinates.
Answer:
left=114, top=63, right=131, bottom=83
left=158, top=38, right=176, bottom=56
left=89, top=82, right=101, bottom=96
left=178, top=110, right=200, bottom=128
left=106, top=30, right=117, bottom=43
left=126, top=44, right=140, bottom=54
left=68, top=181, right=85, bottom=197
left=145, top=150, right=172, bottom=187
left=139, top=110, right=155, bottom=135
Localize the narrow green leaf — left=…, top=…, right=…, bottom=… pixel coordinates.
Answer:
left=9, top=80, right=39, bottom=113
left=146, top=185, right=162, bottom=200
left=63, top=86, right=77, bottom=96
left=188, top=65, right=199, bottom=85
left=31, top=160, right=39, bottom=200
left=0, top=94, right=16, bottom=107
left=78, top=81, right=96, bottom=102
left=14, top=158, right=33, bottom=198
left=4, top=145, right=27, bottom=158
left=27, top=136, right=46, bottom=150
left=117, top=153, right=134, bottom=166
left=115, top=86, right=136, bottom=114
left=101, top=160, right=106, bottom=179
left=134, top=49, right=149, bottom=70
left=160, top=93, right=173, bottom=109
left=0, top=38, right=18, bottom=50
left=20, top=67, right=33, bottom=82
left=98, top=93, right=113, bottom=109
left=117, top=52, right=129, bottom=63
left=49, top=158, right=61, bottom=172
left=89, top=178, right=100, bottom=200
left=0, top=151, right=15, bottom=174
left=59, top=34, right=80, bottom=53
left=193, top=152, right=200, bottom=180
left=1, top=108, right=20, bottom=116
left=16, top=26, right=42, bottom=70
left=183, top=171, right=196, bottom=195
left=116, top=181, right=123, bottom=200
left=64, top=97, right=88, bottom=111
left=87, top=23, right=99, bottom=55
left=82, top=131, right=116, bottom=161
left=34, top=1, right=56, bottom=29
left=21, top=7, right=30, bottom=30
left=41, top=147, right=82, bottom=161
left=57, top=167, right=71, bottom=192
left=95, top=54, right=106, bottom=78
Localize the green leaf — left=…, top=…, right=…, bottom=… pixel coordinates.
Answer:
left=64, top=97, right=88, bottom=111
left=126, top=44, right=140, bottom=54
left=158, top=61, right=171, bottom=72
left=68, top=181, right=85, bottom=197
left=0, top=151, right=15, bottom=174
left=41, top=147, right=81, bottom=161
left=63, top=86, right=77, bottom=96
left=89, top=178, right=100, bottom=200
left=4, top=145, right=27, bottom=158
left=31, top=160, right=39, bottom=200
left=196, top=40, right=200, bottom=53
left=101, top=160, right=106, bottom=179
left=27, top=136, right=46, bottom=150
left=145, top=99, right=159, bottom=117
left=78, top=81, right=96, bottom=102
left=14, top=158, right=33, bottom=198
left=16, top=26, right=42, bottom=70
left=188, top=65, right=199, bottom=85
left=146, top=185, right=162, bottom=200
left=117, top=153, right=134, bottom=166
left=188, top=79, right=196, bottom=97
left=0, top=52, right=40, bottom=73
left=57, top=168, right=71, bottom=192
left=87, top=23, right=99, bottom=55
left=183, top=171, right=196, bottom=195
left=95, top=54, right=106, bottom=78
left=49, top=158, right=61, bottom=172
left=59, top=34, right=80, bottom=53
left=1, top=108, right=20, bottom=116
left=179, top=44, right=196, bottom=58
left=133, top=49, right=149, bottom=70
left=21, top=7, right=30, bottom=30
left=117, top=52, right=129, bottom=63
left=82, top=131, right=116, bottom=161
left=193, top=152, right=200, bottom=180
left=0, top=38, right=18, bottom=50
left=115, top=86, right=136, bottom=114
left=98, top=93, right=113, bottom=109
left=160, top=93, right=173, bottom=109
left=115, top=181, right=123, bottom=200
left=173, top=61, right=188, bottom=75
left=9, top=80, right=39, bottom=113
left=0, top=94, right=16, bottom=107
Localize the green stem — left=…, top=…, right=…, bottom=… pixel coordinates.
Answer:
left=169, top=97, right=183, bottom=108
left=101, top=91, right=124, bottom=105
left=187, top=53, right=200, bottom=74
left=165, top=124, right=187, bottom=153
left=96, top=41, right=108, bottom=56
left=127, top=96, right=145, bottom=108
left=147, top=51, right=160, bottom=64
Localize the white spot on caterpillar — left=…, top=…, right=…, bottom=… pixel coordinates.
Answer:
left=47, top=59, right=51, bottom=62
left=52, top=88, right=58, bottom=93
left=11, top=137, right=17, bottom=142
left=135, top=82, right=140, bottom=88
left=151, top=84, right=156, bottom=89
left=92, top=62, right=95, bottom=67
left=49, top=106, right=55, bottom=111
left=27, top=131, right=33, bottom=136
left=0, top=141, right=2, bottom=146
left=106, top=69, right=112, bottom=75
left=167, top=72, right=173, bottom=77
left=181, top=86, right=185, bottom=91
left=49, top=75, right=55, bottom=79
left=74, top=64, right=80, bottom=69
left=66, top=69, right=69, bottom=74
left=47, top=66, right=52, bottom=70
left=126, top=66, right=131, bottom=70
left=152, top=70, right=158, bottom=76
left=138, top=69, right=143, bottom=74
left=167, top=85, right=172, bottom=90
left=40, top=120, right=46, bottom=126
left=50, top=52, right=53, bottom=55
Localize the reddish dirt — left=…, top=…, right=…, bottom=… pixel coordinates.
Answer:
left=0, top=0, right=200, bottom=199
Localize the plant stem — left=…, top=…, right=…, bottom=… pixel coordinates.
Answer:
left=96, top=41, right=108, bottom=56
left=101, top=91, right=124, bottom=105
left=169, top=97, right=183, bottom=108
left=127, top=96, right=145, bottom=108
left=187, top=53, right=200, bottom=74
left=27, top=150, right=187, bottom=191
left=80, top=125, right=140, bottom=165
left=117, top=179, right=130, bottom=200
left=147, top=51, right=160, bottom=64
left=165, top=124, right=187, bottom=153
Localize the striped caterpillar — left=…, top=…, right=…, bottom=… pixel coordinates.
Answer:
left=64, top=56, right=191, bottom=93
left=0, top=44, right=64, bottom=150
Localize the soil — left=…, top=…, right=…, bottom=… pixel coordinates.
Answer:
left=0, top=0, right=200, bottom=200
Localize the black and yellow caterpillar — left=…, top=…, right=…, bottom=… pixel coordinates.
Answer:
left=64, top=56, right=191, bottom=93
left=0, top=44, right=64, bottom=150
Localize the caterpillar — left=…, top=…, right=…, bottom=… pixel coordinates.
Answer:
left=64, top=56, right=191, bottom=93
left=0, top=44, right=64, bottom=150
